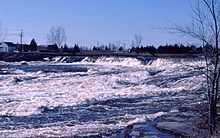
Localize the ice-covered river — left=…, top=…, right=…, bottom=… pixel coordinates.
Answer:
left=0, top=57, right=206, bottom=137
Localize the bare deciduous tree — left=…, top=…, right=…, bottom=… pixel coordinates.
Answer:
left=0, top=24, right=2, bottom=42
left=0, top=23, right=6, bottom=42
left=131, top=34, right=143, bottom=47
left=173, top=0, right=220, bottom=135
left=47, top=26, right=67, bottom=47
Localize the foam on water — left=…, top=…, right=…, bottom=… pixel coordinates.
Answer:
left=0, top=57, right=206, bottom=137
left=0, top=58, right=205, bottom=114
left=54, top=56, right=144, bottom=66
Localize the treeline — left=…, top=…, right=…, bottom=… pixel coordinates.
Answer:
left=17, top=39, right=81, bottom=53
left=130, top=44, right=203, bottom=54
left=16, top=38, right=206, bottom=55
left=62, top=44, right=80, bottom=53
left=92, top=44, right=124, bottom=52
left=17, top=39, right=38, bottom=52
left=90, top=43, right=204, bottom=54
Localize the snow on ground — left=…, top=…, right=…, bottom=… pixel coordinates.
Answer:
left=0, top=57, right=206, bottom=137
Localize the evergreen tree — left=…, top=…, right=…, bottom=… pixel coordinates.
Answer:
left=63, top=44, right=68, bottom=52
left=30, top=39, right=38, bottom=51
left=119, top=47, right=123, bottom=51
left=73, top=44, right=80, bottom=53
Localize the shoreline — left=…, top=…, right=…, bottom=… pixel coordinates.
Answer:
left=0, top=52, right=202, bottom=63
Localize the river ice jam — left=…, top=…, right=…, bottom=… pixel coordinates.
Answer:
left=0, top=57, right=206, bottom=137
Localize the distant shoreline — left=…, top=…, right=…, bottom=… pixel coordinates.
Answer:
left=0, top=52, right=202, bottom=62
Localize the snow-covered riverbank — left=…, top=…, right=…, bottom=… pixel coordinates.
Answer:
left=0, top=57, right=208, bottom=137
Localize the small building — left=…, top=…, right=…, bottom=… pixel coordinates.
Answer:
left=0, top=42, right=17, bottom=53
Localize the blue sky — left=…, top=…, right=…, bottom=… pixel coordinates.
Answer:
left=0, top=0, right=194, bottom=47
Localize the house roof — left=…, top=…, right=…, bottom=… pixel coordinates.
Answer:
left=2, top=42, right=17, bottom=47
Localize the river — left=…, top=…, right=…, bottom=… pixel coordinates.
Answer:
left=0, top=57, right=206, bottom=137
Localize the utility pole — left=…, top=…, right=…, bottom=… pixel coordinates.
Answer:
left=20, top=29, right=23, bottom=52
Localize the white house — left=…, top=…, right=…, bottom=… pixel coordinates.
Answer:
left=0, top=42, right=17, bottom=53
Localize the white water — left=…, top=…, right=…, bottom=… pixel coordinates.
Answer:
left=0, top=57, right=206, bottom=137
